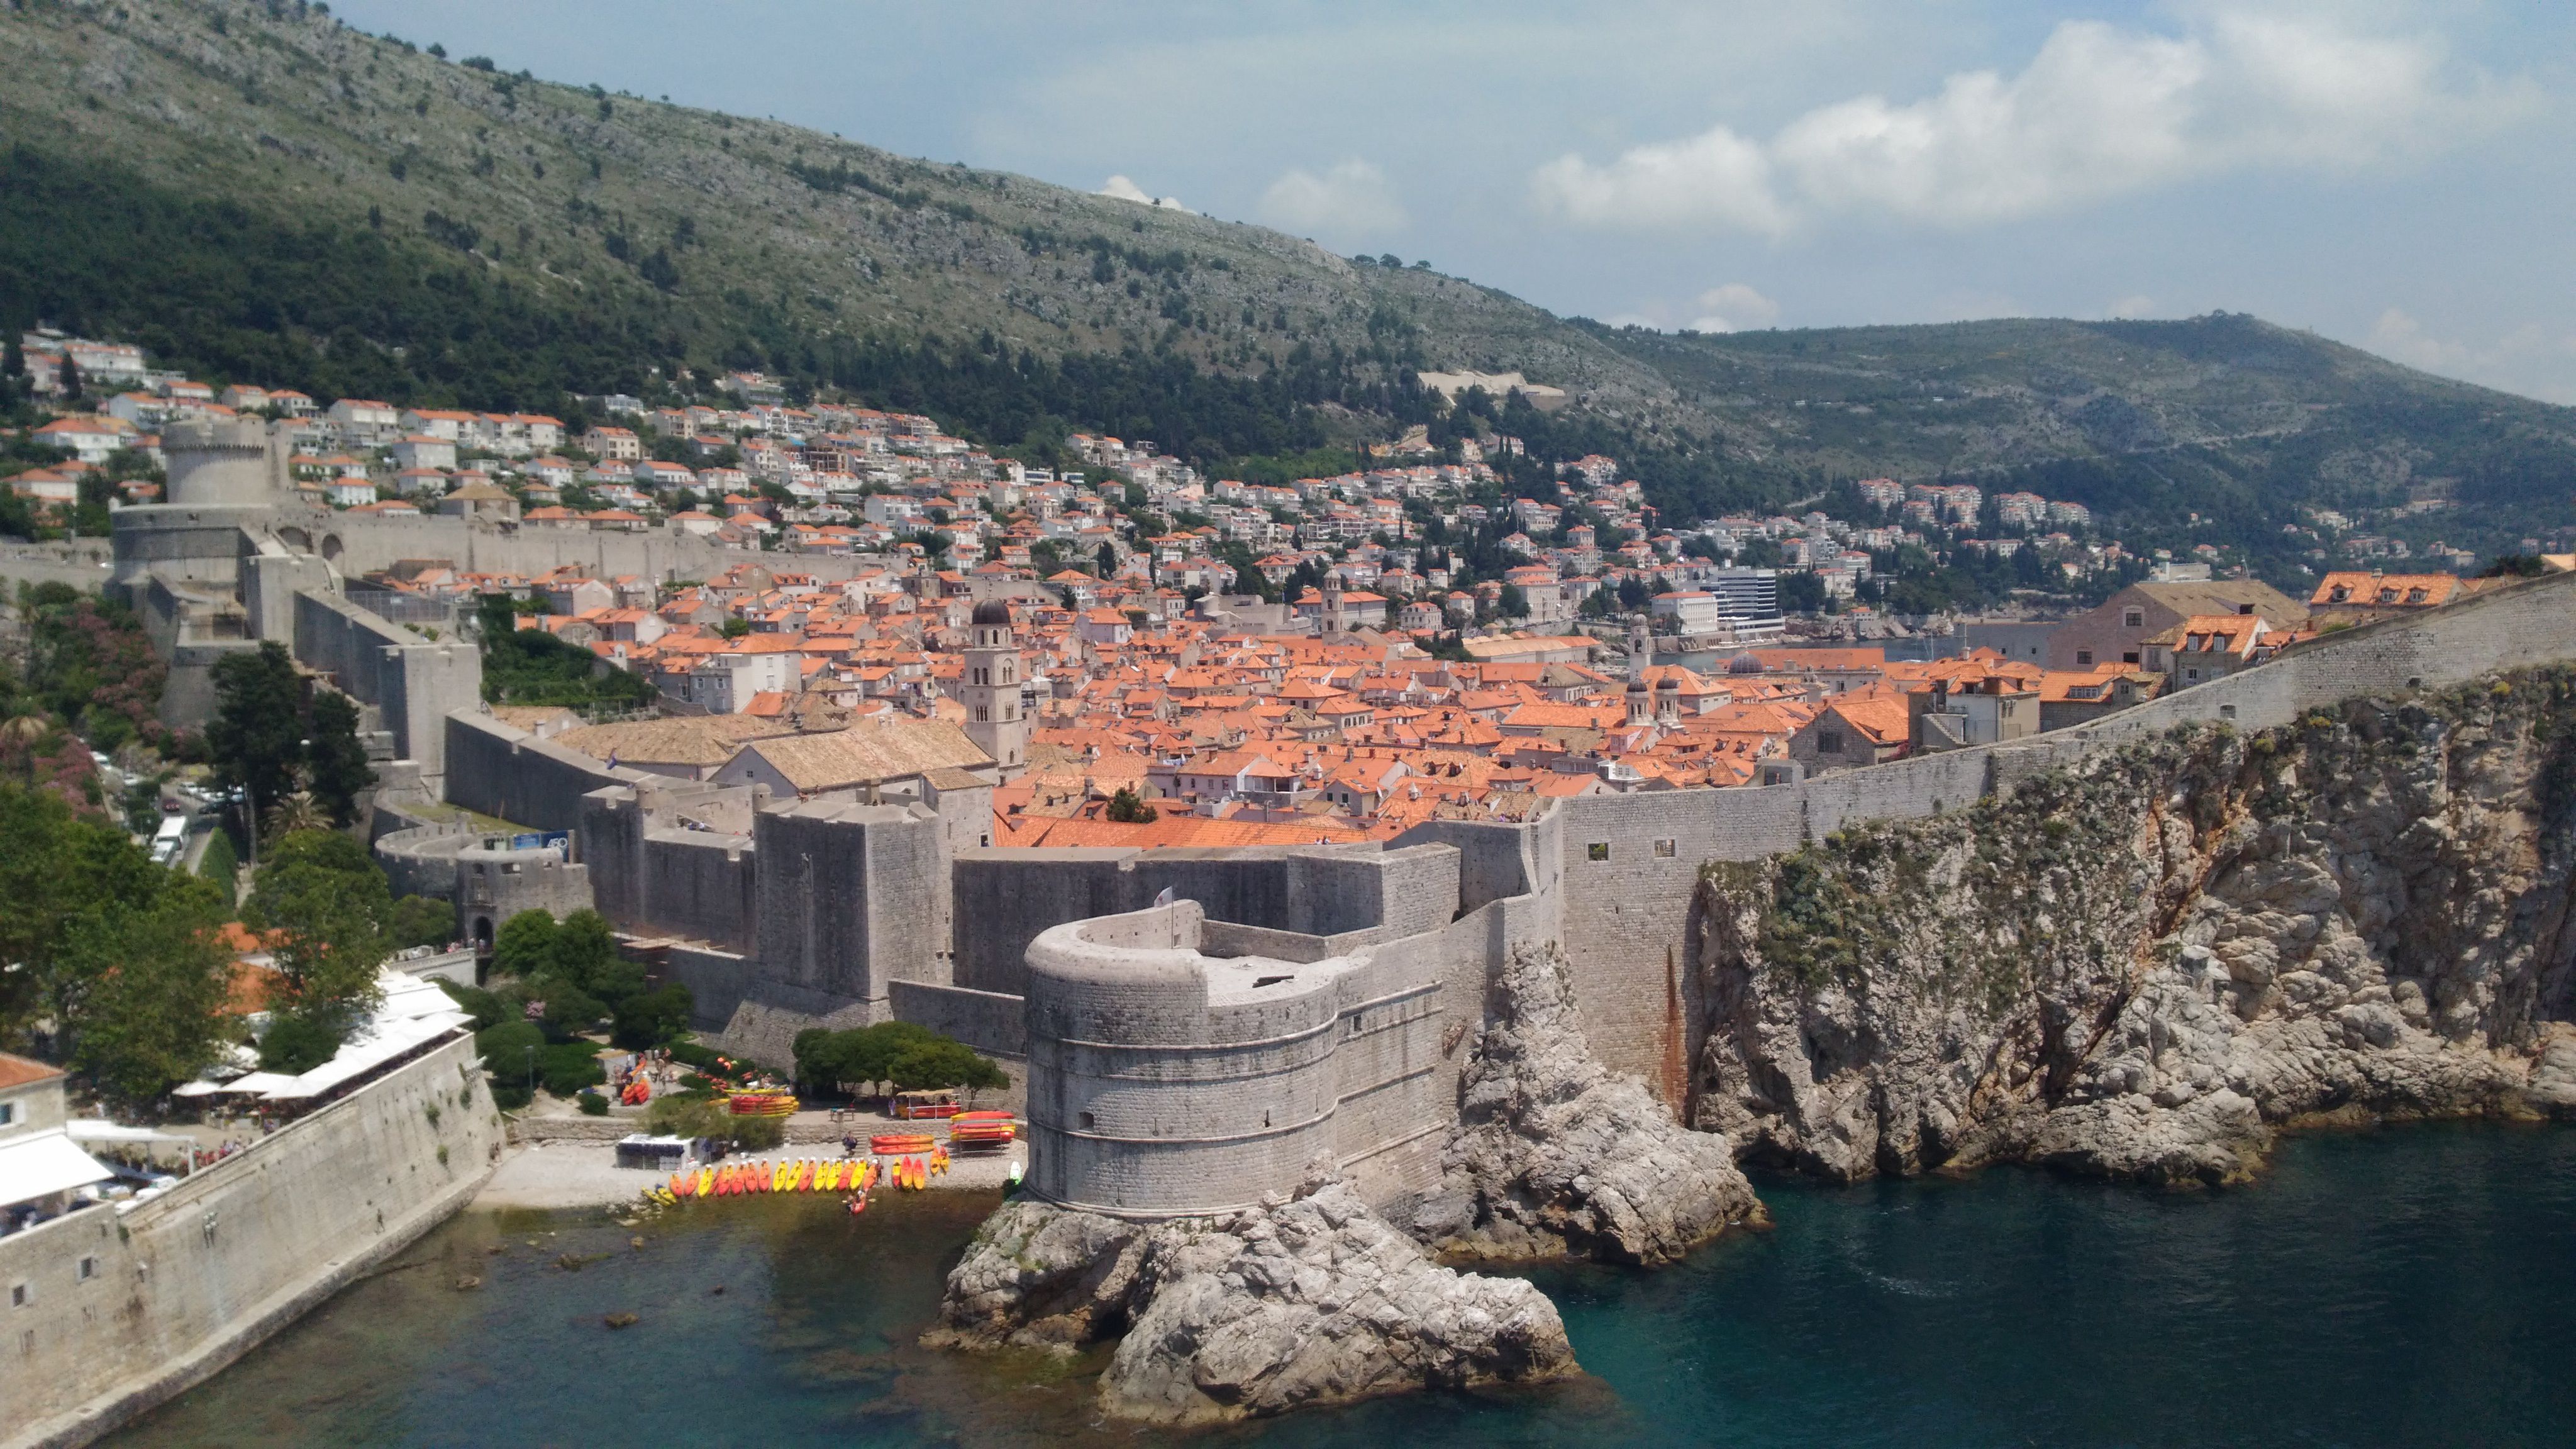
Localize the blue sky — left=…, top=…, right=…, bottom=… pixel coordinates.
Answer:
left=333, top=1, right=2576, bottom=403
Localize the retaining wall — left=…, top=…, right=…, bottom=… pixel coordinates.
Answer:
left=4, top=1035, right=503, bottom=1449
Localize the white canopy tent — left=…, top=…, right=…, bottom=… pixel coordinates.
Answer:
left=0, top=1130, right=114, bottom=1211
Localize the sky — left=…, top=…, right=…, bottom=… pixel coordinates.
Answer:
left=333, top=1, right=2576, bottom=404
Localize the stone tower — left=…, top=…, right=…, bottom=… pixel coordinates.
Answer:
left=962, top=599, right=1027, bottom=777
left=1624, top=618, right=1655, bottom=730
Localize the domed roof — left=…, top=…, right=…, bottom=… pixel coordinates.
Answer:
left=1727, top=650, right=1765, bottom=675
left=970, top=599, right=1014, bottom=626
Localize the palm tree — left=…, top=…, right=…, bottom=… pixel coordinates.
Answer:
left=263, top=789, right=326, bottom=839
left=1, top=713, right=50, bottom=784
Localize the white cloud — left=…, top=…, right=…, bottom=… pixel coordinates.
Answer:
left=1531, top=126, right=1788, bottom=236
left=1686, top=284, right=1781, bottom=333
left=1098, top=175, right=1194, bottom=213
left=2367, top=308, right=2576, bottom=403
left=1533, top=8, right=2530, bottom=234
left=1257, top=160, right=1407, bottom=238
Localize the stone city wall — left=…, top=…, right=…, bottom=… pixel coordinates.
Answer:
left=291, top=590, right=479, bottom=776
left=283, top=508, right=898, bottom=587
left=950, top=843, right=1460, bottom=998
left=580, top=784, right=760, bottom=954
left=372, top=819, right=480, bottom=902
left=443, top=711, right=634, bottom=832
left=1023, top=902, right=1356, bottom=1218
left=4, top=1034, right=502, bottom=1449
left=1550, top=567, right=2576, bottom=1092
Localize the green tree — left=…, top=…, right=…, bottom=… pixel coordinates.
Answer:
left=389, top=894, right=454, bottom=950
left=792, top=1020, right=940, bottom=1099
left=197, top=825, right=239, bottom=908
left=1104, top=786, right=1158, bottom=823
left=1498, top=582, right=1530, bottom=618
left=304, top=689, right=374, bottom=825
left=257, top=1015, right=340, bottom=1074
left=0, top=782, right=171, bottom=1039
left=206, top=642, right=305, bottom=830
left=491, top=909, right=559, bottom=977
left=57, top=870, right=235, bottom=1102
left=887, top=1038, right=1010, bottom=1102
left=612, top=984, right=694, bottom=1048
left=243, top=830, right=391, bottom=1038
left=0, top=785, right=235, bottom=1101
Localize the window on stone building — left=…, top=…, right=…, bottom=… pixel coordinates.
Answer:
left=1587, top=842, right=1610, bottom=862
left=1818, top=731, right=1843, bottom=754
left=2123, top=608, right=2144, bottom=628
left=2076, top=649, right=2094, bottom=667
left=1079, top=1111, right=1096, bottom=1130
left=0, top=1102, right=13, bottom=1127
left=76, top=1257, right=96, bottom=1282
left=9, top=1282, right=26, bottom=1307
left=1655, top=839, right=1677, bottom=857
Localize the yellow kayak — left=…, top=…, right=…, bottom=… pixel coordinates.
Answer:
left=694, top=1167, right=714, bottom=1198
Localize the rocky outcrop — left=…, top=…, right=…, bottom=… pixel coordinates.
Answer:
left=928, top=1175, right=1577, bottom=1423
left=1413, top=941, right=1763, bottom=1263
left=1694, top=671, right=2576, bottom=1185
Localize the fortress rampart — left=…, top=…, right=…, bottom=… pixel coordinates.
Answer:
left=1550, top=567, right=2576, bottom=1089
left=3, top=1034, right=501, bottom=1449
left=1023, top=899, right=1457, bottom=1217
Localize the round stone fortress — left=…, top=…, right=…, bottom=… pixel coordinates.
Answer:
left=1023, top=899, right=1443, bottom=1218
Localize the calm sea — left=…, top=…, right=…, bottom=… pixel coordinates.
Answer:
left=105, top=1119, right=2576, bottom=1448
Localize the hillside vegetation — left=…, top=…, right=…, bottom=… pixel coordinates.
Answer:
left=4, top=0, right=2572, bottom=567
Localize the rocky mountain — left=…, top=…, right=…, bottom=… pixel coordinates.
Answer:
left=1693, top=667, right=2576, bottom=1185
left=5, top=0, right=2572, bottom=552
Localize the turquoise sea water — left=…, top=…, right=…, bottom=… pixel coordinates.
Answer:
left=106, top=1121, right=2576, bottom=1448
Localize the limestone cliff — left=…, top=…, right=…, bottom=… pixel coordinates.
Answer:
left=927, top=1175, right=1577, bottom=1423
left=1413, top=941, right=1765, bottom=1263
left=1694, top=669, right=2576, bottom=1185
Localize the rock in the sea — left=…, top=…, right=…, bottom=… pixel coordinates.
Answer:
left=928, top=1175, right=1578, bottom=1423
left=920, top=1197, right=1149, bottom=1351
left=1414, top=941, right=1762, bottom=1265
left=1694, top=674, right=2576, bottom=1186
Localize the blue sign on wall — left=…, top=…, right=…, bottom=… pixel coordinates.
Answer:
left=511, top=833, right=543, bottom=850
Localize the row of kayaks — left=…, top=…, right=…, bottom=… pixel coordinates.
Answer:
left=647, top=1151, right=950, bottom=1204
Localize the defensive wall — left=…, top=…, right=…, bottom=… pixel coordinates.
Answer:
left=1550, top=567, right=2576, bottom=1093
left=272, top=505, right=899, bottom=587
left=1004, top=823, right=1563, bottom=1218
left=3, top=1033, right=503, bottom=1449
left=1023, top=900, right=1457, bottom=1218
left=949, top=841, right=1462, bottom=997
left=292, top=589, right=479, bottom=779
left=443, top=711, right=638, bottom=833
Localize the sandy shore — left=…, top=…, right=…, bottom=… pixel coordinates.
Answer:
left=472, top=1138, right=1023, bottom=1210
